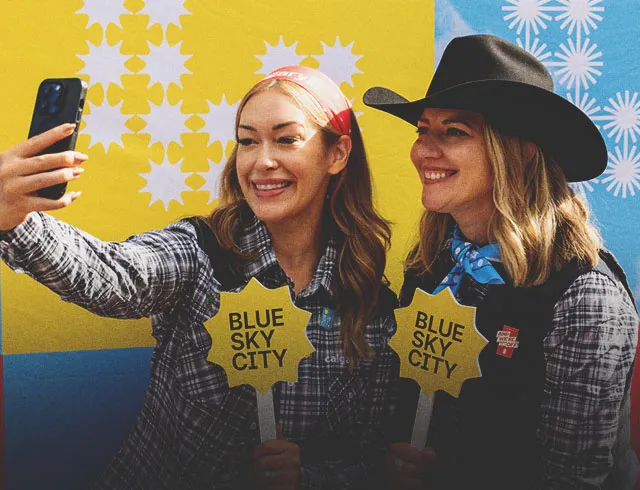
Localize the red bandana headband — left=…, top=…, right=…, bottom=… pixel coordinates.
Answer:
left=257, top=65, right=352, bottom=136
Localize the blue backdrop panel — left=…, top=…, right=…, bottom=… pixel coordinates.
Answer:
left=3, top=348, right=152, bottom=490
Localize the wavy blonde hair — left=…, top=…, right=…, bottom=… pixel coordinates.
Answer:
left=406, top=122, right=602, bottom=287
left=206, top=79, right=391, bottom=361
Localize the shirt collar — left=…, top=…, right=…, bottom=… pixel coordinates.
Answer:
left=238, top=210, right=338, bottom=300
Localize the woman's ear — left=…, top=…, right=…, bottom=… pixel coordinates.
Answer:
left=328, top=135, right=352, bottom=175
left=524, top=140, right=538, bottom=162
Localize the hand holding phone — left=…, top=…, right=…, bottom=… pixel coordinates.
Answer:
left=27, top=78, right=87, bottom=199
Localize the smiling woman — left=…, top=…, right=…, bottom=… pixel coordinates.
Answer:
left=0, top=65, right=397, bottom=490
left=365, top=34, right=639, bottom=490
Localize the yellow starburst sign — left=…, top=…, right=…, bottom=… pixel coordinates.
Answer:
left=204, top=277, right=314, bottom=395
left=391, top=287, right=488, bottom=398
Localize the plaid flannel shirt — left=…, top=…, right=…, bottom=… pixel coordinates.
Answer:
left=0, top=212, right=396, bottom=490
left=540, top=271, right=639, bottom=489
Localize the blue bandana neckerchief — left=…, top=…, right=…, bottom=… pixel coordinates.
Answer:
left=432, top=226, right=505, bottom=296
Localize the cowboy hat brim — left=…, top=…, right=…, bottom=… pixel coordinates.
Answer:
left=363, top=81, right=607, bottom=183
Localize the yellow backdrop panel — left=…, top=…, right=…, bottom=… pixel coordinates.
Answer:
left=0, top=0, right=434, bottom=354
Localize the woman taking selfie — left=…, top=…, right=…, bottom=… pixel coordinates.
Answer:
left=0, top=65, right=396, bottom=489
left=364, top=34, right=639, bottom=489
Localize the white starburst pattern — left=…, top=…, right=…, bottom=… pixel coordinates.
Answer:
left=77, top=41, right=130, bottom=90
left=82, top=100, right=132, bottom=151
left=517, top=37, right=552, bottom=63
left=255, top=36, right=306, bottom=75
left=139, top=41, right=192, bottom=88
left=502, top=0, right=554, bottom=35
left=594, top=91, right=640, bottom=145
left=140, top=0, right=191, bottom=30
left=569, top=178, right=599, bottom=196
left=140, top=98, right=191, bottom=148
left=313, top=37, right=363, bottom=88
left=76, top=0, right=128, bottom=28
left=139, top=157, right=192, bottom=210
left=197, top=158, right=226, bottom=204
left=199, top=95, right=239, bottom=148
left=601, top=145, right=640, bottom=198
left=554, top=0, right=604, bottom=38
left=567, top=91, right=602, bottom=122
left=502, top=0, right=558, bottom=50
left=551, top=37, right=603, bottom=92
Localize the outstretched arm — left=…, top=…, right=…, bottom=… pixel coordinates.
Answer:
left=0, top=124, right=203, bottom=319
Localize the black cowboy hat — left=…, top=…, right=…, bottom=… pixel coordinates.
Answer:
left=363, top=34, right=607, bottom=182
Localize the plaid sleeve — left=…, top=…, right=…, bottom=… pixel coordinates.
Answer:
left=0, top=212, right=201, bottom=319
left=539, top=270, right=639, bottom=488
left=300, top=315, right=396, bottom=490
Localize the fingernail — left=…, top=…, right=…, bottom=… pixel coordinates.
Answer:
left=73, top=167, right=85, bottom=177
left=63, top=123, right=76, bottom=134
left=74, top=152, right=88, bottom=163
left=71, top=191, right=82, bottom=201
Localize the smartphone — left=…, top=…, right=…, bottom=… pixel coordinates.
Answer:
left=27, top=78, right=88, bottom=199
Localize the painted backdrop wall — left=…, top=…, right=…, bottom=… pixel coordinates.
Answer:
left=0, top=1, right=638, bottom=489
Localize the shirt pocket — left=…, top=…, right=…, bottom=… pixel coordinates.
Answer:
left=325, top=372, right=367, bottom=432
left=173, top=324, right=233, bottom=405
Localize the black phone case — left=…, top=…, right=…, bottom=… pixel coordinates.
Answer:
left=27, top=78, right=87, bottom=199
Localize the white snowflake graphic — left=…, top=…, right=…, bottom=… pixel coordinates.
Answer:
left=76, top=0, right=128, bottom=28
left=550, top=37, right=603, bottom=92
left=140, top=98, right=191, bottom=148
left=594, top=91, right=640, bottom=144
left=255, top=37, right=306, bottom=75
left=77, top=41, right=130, bottom=89
left=139, top=41, right=192, bottom=88
left=83, top=100, right=131, bottom=151
left=313, top=37, right=363, bottom=88
left=567, top=91, right=601, bottom=122
left=502, top=0, right=554, bottom=36
left=199, top=95, right=239, bottom=148
left=517, top=37, right=552, bottom=63
left=554, top=0, right=604, bottom=37
left=139, top=157, right=192, bottom=210
left=140, top=0, right=191, bottom=30
left=569, top=178, right=599, bottom=196
left=197, top=158, right=226, bottom=204
left=601, top=145, right=640, bottom=198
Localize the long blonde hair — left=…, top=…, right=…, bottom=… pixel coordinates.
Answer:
left=206, top=79, right=391, bottom=361
left=406, top=122, right=602, bottom=287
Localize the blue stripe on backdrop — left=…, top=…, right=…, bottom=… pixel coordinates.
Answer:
left=4, top=348, right=152, bottom=490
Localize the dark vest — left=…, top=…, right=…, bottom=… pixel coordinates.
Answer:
left=187, top=216, right=399, bottom=478
left=392, top=247, right=636, bottom=490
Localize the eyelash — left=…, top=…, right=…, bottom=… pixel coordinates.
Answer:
left=237, top=136, right=300, bottom=146
left=278, top=136, right=299, bottom=145
left=446, top=128, right=468, bottom=137
left=416, top=127, right=469, bottom=137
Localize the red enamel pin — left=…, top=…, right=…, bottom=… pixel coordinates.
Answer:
left=496, top=325, right=519, bottom=358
